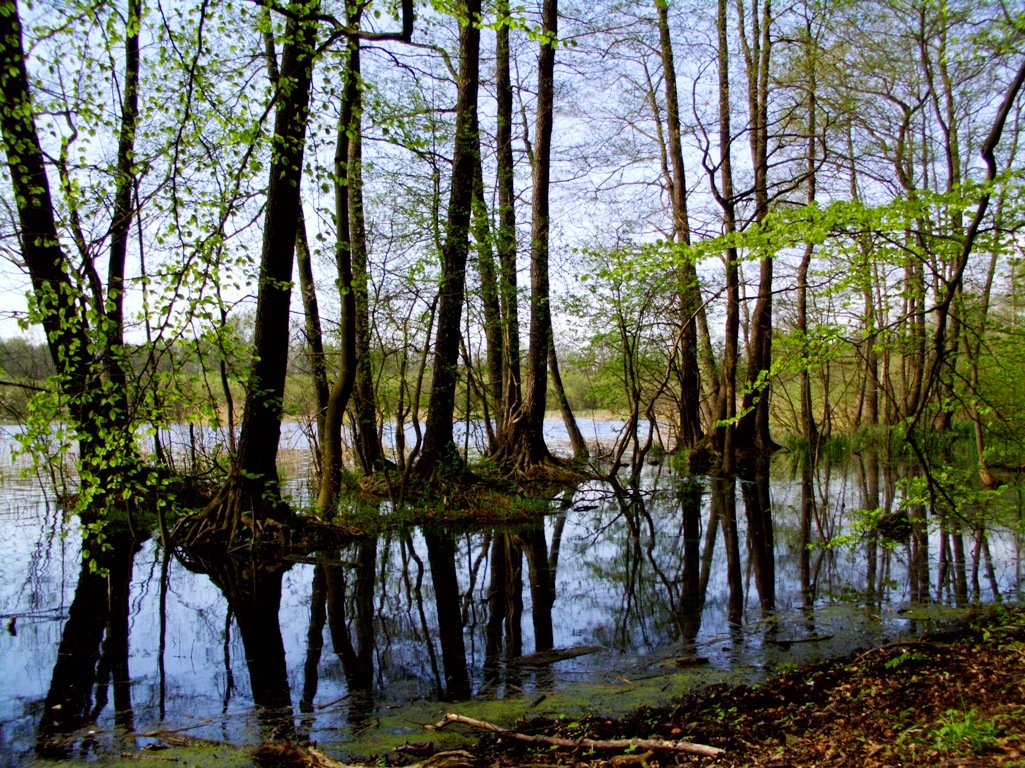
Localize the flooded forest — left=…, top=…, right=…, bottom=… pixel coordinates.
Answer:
left=1, top=0, right=1025, bottom=763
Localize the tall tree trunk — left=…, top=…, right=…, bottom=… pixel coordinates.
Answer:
left=735, top=0, right=775, bottom=457
left=655, top=0, right=703, bottom=452
left=471, top=143, right=505, bottom=442
left=495, top=0, right=522, bottom=426
left=495, top=0, right=558, bottom=471
left=694, top=0, right=741, bottom=476
left=317, top=11, right=364, bottom=512
left=549, top=338, right=588, bottom=460
left=415, top=0, right=482, bottom=479
left=349, top=62, right=386, bottom=473
left=0, top=0, right=144, bottom=517
left=296, top=213, right=330, bottom=462
left=195, top=0, right=320, bottom=538
left=797, top=14, right=819, bottom=456
left=102, top=0, right=142, bottom=429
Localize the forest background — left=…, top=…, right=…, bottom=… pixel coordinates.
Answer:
left=0, top=0, right=1024, bottom=531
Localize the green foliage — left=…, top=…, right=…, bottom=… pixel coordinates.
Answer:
left=931, top=709, right=1001, bottom=755
left=883, top=651, right=928, bottom=670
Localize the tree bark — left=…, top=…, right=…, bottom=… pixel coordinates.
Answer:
left=198, top=0, right=320, bottom=537
left=415, top=0, right=482, bottom=479
left=495, top=0, right=522, bottom=425
left=471, top=143, right=505, bottom=441
left=655, top=0, right=703, bottom=452
left=494, top=0, right=558, bottom=471
left=0, top=0, right=144, bottom=516
left=797, top=14, right=819, bottom=456
left=317, top=9, right=363, bottom=512
left=349, top=54, right=386, bottom=473
left=549, top=338, right=588, bottom=460
left=735, top=0, right=776, bottom=457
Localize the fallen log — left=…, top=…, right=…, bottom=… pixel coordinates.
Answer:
left=501, top=645, right=601, bottom=667
left=425, top=712, right=723, bottom=758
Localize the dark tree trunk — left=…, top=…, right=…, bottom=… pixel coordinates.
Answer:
left=735, top=0, right=776, bottom=457
left=655, top=0, right=702, bottom=452
left=197, top=0, right=320, bottom=538
left=797, top=18, right=819, bottom=456
left=495, top=0, right=522, bottom=424
left=349, top=61, right=386, bottom=473
left=471, top=144, right=506, bottom=441
left=494, top=0, right=558, bottom=471
left=415, top=0, right=481, bottom=479
left=296, top=213, right=330, bottom=460
left=692, top=0, right=740, bottom=476
left=102, top=0, right=141, bottom=427
left=0, top=0, right=144, bottom=516
left=549, top=338, right=589, bottom=460
left=317, top=21, right=362, bottom=512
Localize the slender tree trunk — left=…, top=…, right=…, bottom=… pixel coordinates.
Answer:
left=297, top=209, right=330, bottom=465
left=317, top=13, right=364, bottom=511
left=495, top=0, right=558, bottom=471
left=735, top=0, right=775, bottom=457
left=471, top=144, right=505, bottom=441
left=655, top=0, right=702, bottom=451
left=695, top=0, right=741, bottom=476
left=797, top=16, right=819, bottom=456
left=349, top=63, right=386, bottom=473
left=415, top=0, right=482, bottom=479
left=495, top=0, right=522, bottom=425
left=102, top=0, right=142, bottom=430
left=549, top=338, right=588, bottom=460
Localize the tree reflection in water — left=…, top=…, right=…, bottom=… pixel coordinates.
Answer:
left=5, top=448, right=1021, bottom=761
left=37, top=529, right=141, bottom=758
left=179, top=548, right=295, bottom=742
left=326, top=536, right=377, bottom=726
left=425, top=528, right=471, bottom=700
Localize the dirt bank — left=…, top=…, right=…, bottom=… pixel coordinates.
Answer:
left=459, top=605, right=1025, bottom=768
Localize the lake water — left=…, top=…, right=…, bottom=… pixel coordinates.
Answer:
left=0, top=422, right=1022, bottom=765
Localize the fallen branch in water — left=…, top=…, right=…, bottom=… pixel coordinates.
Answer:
left=425, top=712, right=723, bottom=757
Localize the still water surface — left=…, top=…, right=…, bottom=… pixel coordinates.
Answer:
left=0, top=423, right=1022, bottom=764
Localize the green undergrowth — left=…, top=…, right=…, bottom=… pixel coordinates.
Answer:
left=313, top=462, right=592, bottom=535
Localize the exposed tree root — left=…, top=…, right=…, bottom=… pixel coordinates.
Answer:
left=171, top=470, right=295, bottom=550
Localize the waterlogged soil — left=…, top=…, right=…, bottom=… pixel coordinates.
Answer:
left=41, top=607, right=1025, bottom=768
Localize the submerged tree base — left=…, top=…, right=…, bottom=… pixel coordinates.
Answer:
left=339, top=460, right=590, bottom=528
left=171, top=470, right=298, bottom=550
